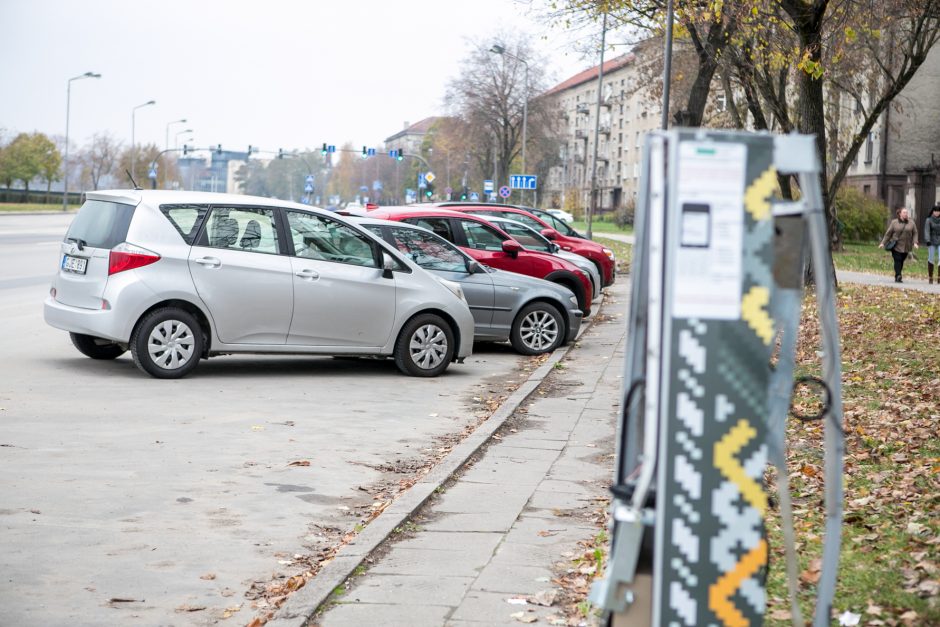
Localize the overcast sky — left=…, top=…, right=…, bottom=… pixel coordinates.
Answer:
left=0, top=0, right=596, bottom=155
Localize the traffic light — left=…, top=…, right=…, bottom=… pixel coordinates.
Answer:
left=425, top=182, right=434, bottom=199
left=396, top=148, right=404, bottom=162
left=216, top=144, right=222, bottom=155
left=182, top=144, right=190, bottom=156
left=247, top=145, right=253, bottom=155
left=361, top=145, right=368, bottom=159
left=461, top=186, right=468, bottom=200
left=321, top=143, right=328, bottom=155
left=277, top=148, right=284, bottom=159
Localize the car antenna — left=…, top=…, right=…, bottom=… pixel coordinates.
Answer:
left=125, top=169, right=142, bottom=190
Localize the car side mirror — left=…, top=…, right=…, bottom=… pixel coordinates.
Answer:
left=381, top=251, right=396, bottom=279
left=467, top=260, right=484, bottom=274
left=540, top=228, right=558, bottom=240
left=550, top=243, right=560, bottom=254
left=501, top=240, right=522, bottom=257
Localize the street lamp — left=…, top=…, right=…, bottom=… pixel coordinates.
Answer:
left=490, top=44, right=529, bottom=200
left=174, top=129, right=194, bottom=150
left=63, top=71, right=101, bottom=211
left=165, top=118, right=187, bottom=152
left=130, top=100, right=156, bottom=178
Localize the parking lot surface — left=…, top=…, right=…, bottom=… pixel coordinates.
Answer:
left=0, top=214, right=531, bottom=626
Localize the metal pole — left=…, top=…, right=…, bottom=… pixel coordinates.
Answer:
left=661, top=0, right=675, bottom=130
left=62, top=72, right=99, bottom=211
left=131, top=100, right=156, bottom=180
left=587, top=11, right=608, bottom=240
left=522, top=61, right=529, bottom=205
left=165, top=118, right=186, bottom=153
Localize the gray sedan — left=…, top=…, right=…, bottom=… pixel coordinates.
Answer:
left=354, top=217, right=583, bottom=355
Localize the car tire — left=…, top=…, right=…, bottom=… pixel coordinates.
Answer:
left=394, top=313, right=455, bottom=377
left=69, top=332, right=126, bottom=360
left=510, top=302, right=565, bottom=355
left=130, top=307, right=204, bottom=379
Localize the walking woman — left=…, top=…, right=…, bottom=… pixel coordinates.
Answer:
left=879, top=207, right=919, bottom=283
left=924, top=204, right=940, bottom=284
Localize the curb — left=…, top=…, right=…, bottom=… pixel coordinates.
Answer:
left=265, top=303, right=603, bottom=627
left=0, top=211, right=77, bottom=216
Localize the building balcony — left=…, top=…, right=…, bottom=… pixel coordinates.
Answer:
left=599, top=124, right=611, bottom=135
left=576, top=103, right=590, bottom=115
left=575, top=129, right=589, bottom=140
left=574, top=154, right=585, bottom=163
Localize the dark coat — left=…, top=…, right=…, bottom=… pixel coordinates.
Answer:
left=925, top=215, right=940, bottom=247
left=881, top=219, right=918, bottom=253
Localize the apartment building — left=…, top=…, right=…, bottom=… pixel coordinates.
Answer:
left=543, top=53, right=663, bottom=214
left=383, top=117, right=443, bottom=156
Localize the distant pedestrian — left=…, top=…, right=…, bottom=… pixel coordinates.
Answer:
left=879, top=207, right=918, bottom=283
left=924, top=205, right=940, bottom=284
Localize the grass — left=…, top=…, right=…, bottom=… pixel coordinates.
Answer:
left=570, top=219, right=634, bottom=235
left=834, top=240, right=929, bottom=280
left=764, top=284, right=940, bottom=625
left=594, top=236, right=633, bottom=275
left=0, top=202, right=77, bottom=212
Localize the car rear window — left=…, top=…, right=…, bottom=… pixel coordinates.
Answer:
left=159, top=204, right=208, bottom=244
left=65, top=199, right=136, bottom=249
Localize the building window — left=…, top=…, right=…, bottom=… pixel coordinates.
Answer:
left=863, top=185, right=871, bottom=196
left=864, top=132, right=874, bottom=164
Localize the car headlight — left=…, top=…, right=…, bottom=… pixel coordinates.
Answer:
left=603, top=247, right=615, bottom=260
left=437, top=277, right=467, bottom=303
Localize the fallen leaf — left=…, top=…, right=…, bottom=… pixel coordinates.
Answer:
left=899, top=610, right=919, bottom=624
left=250, top=425, right=264, bottom=431
left=288, top=460, right=311, bottom=467
left=221, top=604, right=241, bottom=619
left=175, top=604, right=206, bottom=612
left=917, top=579, right=940, bottom=597
left=537, top=530, right=558, bottom=537
left=108, top=598, right=142, bottom=603
left=838, top=610, right=861, bottom=626
left=507, top=597, right=528, bottom=605
left=907, top=522, right=928, bottom=536
left=199, top=573, right=216, bottom=580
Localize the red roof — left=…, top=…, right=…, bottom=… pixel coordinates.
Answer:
left=544, top=54, right=636, bottom=96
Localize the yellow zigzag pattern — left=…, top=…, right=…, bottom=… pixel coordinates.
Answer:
left=709, top=419, right=768, bottom=626
left=741, top=286, right=773, bottom=346
left=744, top=166, right=777, bottom=221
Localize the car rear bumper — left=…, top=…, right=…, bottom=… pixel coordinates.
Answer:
left=44, top=295, right=127, bottom=342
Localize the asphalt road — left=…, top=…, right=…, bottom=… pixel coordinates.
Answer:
left=0, top=213, right=531, bottom=626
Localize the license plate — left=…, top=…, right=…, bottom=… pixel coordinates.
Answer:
left=62, top=254, right=88, bottom=275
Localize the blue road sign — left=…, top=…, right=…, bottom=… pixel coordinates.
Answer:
left=469, top=192, right=480, bottom=201
left=509, top=174, right=537, bottom=190
left=498, top=185, right=511, bottom=199
left=418, top=173, right=427, bottom=189
left=148, top=168, right=157, bottom=180
left=305, top=175, right=314, bottom=185
left=483, top=179, right=494, bottom=193
left=373, top=179, right=383, bottom=191
left=327, top=145, right=336, bottom=153
left=304, top=183, right=314, bottom=193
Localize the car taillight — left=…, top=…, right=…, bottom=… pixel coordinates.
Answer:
left=109, top=242, right=160, bottom=275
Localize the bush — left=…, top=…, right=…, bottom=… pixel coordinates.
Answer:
left=835, top=187, right=888, bottom=242
left=613, top=200, right=635, bottom=228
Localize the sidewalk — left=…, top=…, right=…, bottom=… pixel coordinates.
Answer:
left=309, top=281, right=629, bottom=627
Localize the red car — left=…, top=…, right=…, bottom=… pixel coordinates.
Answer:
left=365, top=207, right=594, bottom=315
left=437, top=203, right=616, bottom=287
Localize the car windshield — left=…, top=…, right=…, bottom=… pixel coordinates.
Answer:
left=368, top=225, right=469, bottom=272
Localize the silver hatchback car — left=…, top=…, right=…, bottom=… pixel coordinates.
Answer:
left=44, top=190, right=475, bottom=378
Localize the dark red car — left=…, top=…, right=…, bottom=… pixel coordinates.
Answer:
left=437, top=203, right=616, bottom=287
left=365, top=207, right=594, bottom=315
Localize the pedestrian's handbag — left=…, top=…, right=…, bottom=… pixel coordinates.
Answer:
left=885, top=238, right=898, bottom=251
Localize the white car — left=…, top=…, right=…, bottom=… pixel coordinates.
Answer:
left=546, top=208, right=575, bottom=223
left=44, top=190, right=475, bottom=378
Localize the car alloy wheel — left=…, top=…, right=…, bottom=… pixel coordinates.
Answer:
left=394, top=313, right=455, bottom=377
left=511, top=302, right=564, bottom=355
left=130, top=307, right=204, bottom=379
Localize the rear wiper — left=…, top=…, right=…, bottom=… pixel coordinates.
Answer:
left=66, top=237, right=86, bottom=251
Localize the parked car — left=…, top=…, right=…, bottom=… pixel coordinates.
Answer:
left=351, top=216, right=583, bottom=354
left=362, top=207, right=594, bottom=316
left=44, top=190, right=475, bottom=378
left=481, top=216, right=602, bottom=300
left=437, top=203, right=616, bottom=287
left=546, top=208, right=575, bottom=223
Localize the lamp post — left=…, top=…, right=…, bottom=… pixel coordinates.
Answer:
left=174, top=129, right=194, bottom=151
left=131, top=100, right=156, bottom=179
left=165, top=118, right=187, bottom=152
left=490, top=44, right=529, bottom=203
left=63, top=71, right=101, bottom=211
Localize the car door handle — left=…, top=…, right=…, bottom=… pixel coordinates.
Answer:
left=194, top=256, right=221, bottom=268
left=295, top=268, right=319, bottom=280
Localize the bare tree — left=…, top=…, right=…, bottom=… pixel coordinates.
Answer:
left=79, top=132, right=121, bottom=191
